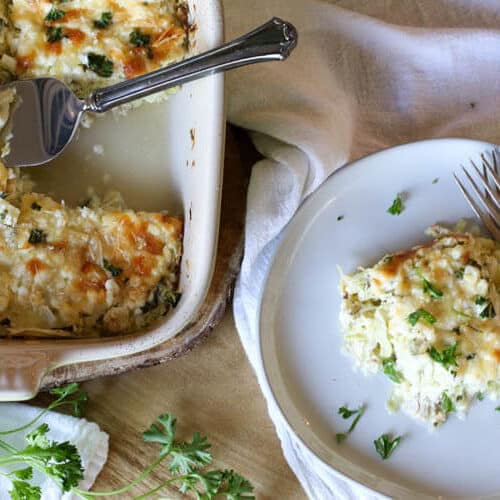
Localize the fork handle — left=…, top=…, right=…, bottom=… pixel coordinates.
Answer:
left=85, top=18, right=298, bottom=113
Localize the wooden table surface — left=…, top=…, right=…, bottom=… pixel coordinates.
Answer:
left=75, top=310, right=305, bottom=499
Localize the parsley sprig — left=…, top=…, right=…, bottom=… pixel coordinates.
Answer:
left=1, top=385, right=254, bottom=499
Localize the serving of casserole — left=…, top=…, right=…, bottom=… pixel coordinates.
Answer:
left=0, top=0, right=225, bottom=400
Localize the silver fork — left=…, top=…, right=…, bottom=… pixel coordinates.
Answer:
left=454, top=150, right=500, bottom=241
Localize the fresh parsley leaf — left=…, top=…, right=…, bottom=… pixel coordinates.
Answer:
left=408, top=308, right=436, bottom=326
left=45, top=8, right=65, bottom=21
left=219, top=469, right=255, bottom=499
left=9, top=480, right=41, bottom=500
left=87, top=52, right=113, bottom=77
left=103, top=258, right=122, bottom=277
left=382, top=358, right=403, bottom=383
left=130, top=29, right=151, bottom=47
left=143, top=413, right=176, bottom=457
left=338, top=406, right=358, bottom=419
left=25, top=424, right=50, bottom=448
left=10, top=467, right=33, bottom=480
left=422, top=279, right=443, bottom=299
left=176, top=470, right=223, bottom=498
left=441, top=392, right=455, bottom=413
left=374, top=434, right=402, bottom=460
left=496, top=406, right=500, bottom=411
left=387, top=193, right=403, bottom=215
left=428, top=342, right=458, bottom=369
left=31, top=202, right=41, bottom=211
left=168, top=432, right=212, bottom=475
left=50, top=383, right=79, bottom=399
left=432, top=177, right=439, bottom=184
left=28, top=229, right=47, bottom=244
left=335, top=405, right=365, bottom=444
left=337, top=215, right=344, bottom=221
left=49, top=383, right=88, bottom=417
left=46, top=26, right=63, bottom=43
left=477, top=392, right=485, bottom=401
left=93, top=11, right=113, bottom=29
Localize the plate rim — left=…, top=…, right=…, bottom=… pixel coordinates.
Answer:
left=258, top=137, right=497, bottom=499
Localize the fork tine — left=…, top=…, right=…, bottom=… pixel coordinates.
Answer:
left=470, top=162, right=500, bottom=209
left=461, top=166, right=500, bottom=218
left=454, top=174, right=500, bottom=241
left=480, top=153, right=500, bottom=191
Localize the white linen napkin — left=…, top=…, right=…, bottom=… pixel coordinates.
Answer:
left=225, top=0, right=500, bottom=498
left=0, top=403, right=108, bottom=499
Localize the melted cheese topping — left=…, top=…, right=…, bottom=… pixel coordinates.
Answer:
left=0, top=164, right=182, bottom=337
left=340, top=227, right=500, bottom=426
left=2, top=0, right=189, bottom=95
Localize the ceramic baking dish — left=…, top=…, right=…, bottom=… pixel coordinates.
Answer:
left=0, top=0, right=225, bottom=400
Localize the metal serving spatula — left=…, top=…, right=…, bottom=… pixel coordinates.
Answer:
left=0, top=17, right=297, bottom=168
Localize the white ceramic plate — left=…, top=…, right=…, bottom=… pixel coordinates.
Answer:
left=259, top=138, right=500, bottom=499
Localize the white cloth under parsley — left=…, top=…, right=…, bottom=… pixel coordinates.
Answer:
left=225, top=0, right=500, bottom=498
left=0, top=404, right=108, bottom=499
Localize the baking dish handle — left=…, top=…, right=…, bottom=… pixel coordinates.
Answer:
left=87, top=17, right=298, bottom=113
left=0, top=351, right=50, bottom=401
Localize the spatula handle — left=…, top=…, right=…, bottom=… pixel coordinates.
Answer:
left=86, top=17, right=298, bottom=113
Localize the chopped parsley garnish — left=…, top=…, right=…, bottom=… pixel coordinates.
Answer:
left=441, top=392, right=455, bottom=413
left=475, top=295, right=487, bottom=306
left=335, top=405, right=364, bottom=444
left=480, top=301, right=496, bottom=319
left=408, top=308, right=436, bottom=326
left=428, top=342, right=458, bottom=369
left=338, top=406, right=358, bottom=419
left=45, top=7, right=65, bottom=21
left=28, top=229, right=47, bottom=244
left=454, top=268, right=464, bottom=279
left=87, top=52, right=114, bottom=77
left=432, top=177, right=439, bottom=184
left=475, top=296, right=496, bottom=319
left=103, top=258, right=122, bottom=277
left=477, top=392, right=485, bottom=401
left=93, top=11, right=113, bottom=29
left=130, top=29, right=151, bottom=47
left=337, top=215, right=344, bottom=221
left=496, top=407, right=500, bottom=411
left=31, top=202, right=42, bottom=211
left=422, top=279, right=443, bottom=299
left=141, top=283, right=181, bottom=313
left=387, top=193, right=403, bottom=215
left=382, top=358, right=403, bottom=383
left=46, top=26, right=63, bottom=43
left=415, top=268, right=443, bottom=299
left=373, top=434, right=402, bottom=460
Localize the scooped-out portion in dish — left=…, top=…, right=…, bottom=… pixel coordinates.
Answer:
left=0, top=0, right=191, bottom=96
left=339, top=225, right=499, bottom=427
left=0, top=163, right=183, bottom=338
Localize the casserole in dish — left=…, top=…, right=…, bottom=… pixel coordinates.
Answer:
left=0, top=0, right=224, bottom=400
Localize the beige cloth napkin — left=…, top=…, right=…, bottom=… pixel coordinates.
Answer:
left=225, top=1, right=500, bottom=498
